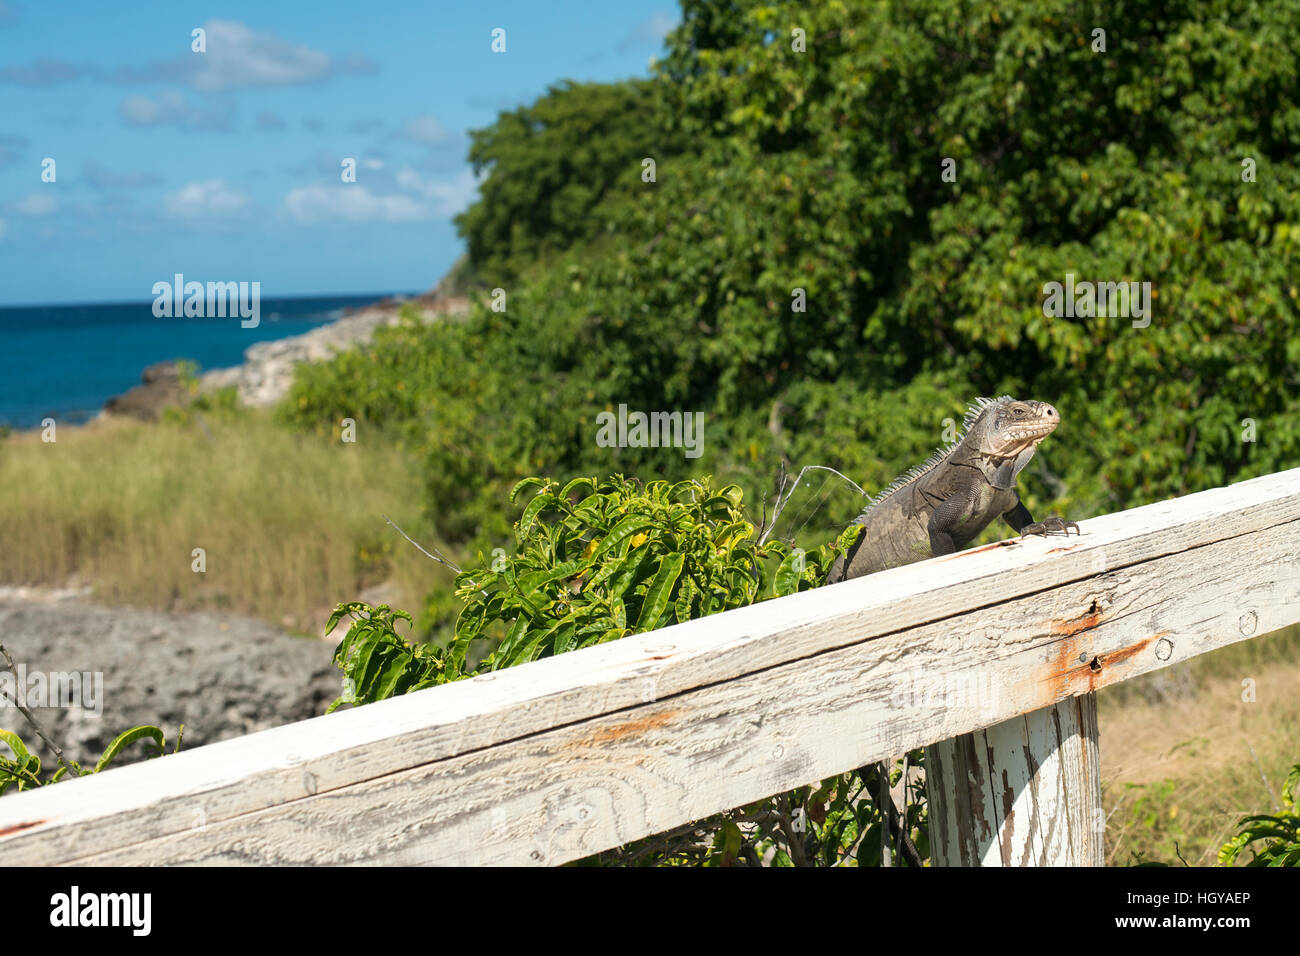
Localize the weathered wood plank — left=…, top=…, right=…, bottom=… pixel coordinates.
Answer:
left=19, top=511, right=1300, bottom=865
left=1, top=468, right=1297, bottom=864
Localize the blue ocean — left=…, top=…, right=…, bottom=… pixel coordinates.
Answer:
left=0, top=293, right=413, bottom=428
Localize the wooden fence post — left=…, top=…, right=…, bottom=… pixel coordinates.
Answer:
left=924, top=692, right=1103, bottom=866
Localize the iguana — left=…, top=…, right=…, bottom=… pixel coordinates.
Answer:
left=826, top=396, right=1078, bottom=583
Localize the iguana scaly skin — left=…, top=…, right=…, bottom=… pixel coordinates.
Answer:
left=827, top=396, right=1077, bottom=583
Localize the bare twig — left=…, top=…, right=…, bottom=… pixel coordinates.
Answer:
left=381, top=515, right=463, bottom=576
left=0, top=642, right=83, bottom=777
left=896, top=752, right=910, bottom=863
left=758, top=465, right=869, bottom=546
left=857, top=762, right=923, bottom=868
left=757, top=462, right=789, bottom=544
left=1246, top=738, right=1280, bottom=811
left=776, top=794, right=811, bottom=867
left=880, top=760, right=892, bottom=867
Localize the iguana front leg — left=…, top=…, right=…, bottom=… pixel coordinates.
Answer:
left=927, top=491, right=978, bottom=556
left=1003, top=501, right=1080, bottom=538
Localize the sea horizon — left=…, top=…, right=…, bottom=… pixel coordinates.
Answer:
left=0, top=291, right=419, bottom=429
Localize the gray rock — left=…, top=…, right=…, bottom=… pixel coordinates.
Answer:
left=102, top=359, right=188, bottom=421
left=0, top=592, right=342, bottom=774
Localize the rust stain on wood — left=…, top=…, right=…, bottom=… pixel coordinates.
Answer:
left=1050, top=606, right=1103, bottom=638
left=577, top=710, right=679, bottom=748
left=938, top=541, right=1014, bottom=561
left=1045, top=634, right=1156, bottom=700
left=0, top=819, right=44, bottom=838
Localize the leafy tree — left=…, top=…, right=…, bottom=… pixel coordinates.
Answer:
left=290, top=0, right=1300, bottom=575
left=454, top=79, right=684, bottom=285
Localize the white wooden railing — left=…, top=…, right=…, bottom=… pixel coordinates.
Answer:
left=2, top=467, right=1298, bottom=865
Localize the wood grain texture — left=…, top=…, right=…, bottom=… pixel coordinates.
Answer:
left=926, top=694, right=1102, bottom=866
left=1, top=468, right=1298, bottom=865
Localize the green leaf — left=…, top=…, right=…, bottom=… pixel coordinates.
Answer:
left=516, top=490, right=556, bottom=538
left=509, top=477, right=547, bottom=502
left=0, top=728, right=32, bottom=763
left=496, top=614, right=532, bottom=662
left=561, top=476, right=597, bottom=499
left=95, top=725, right=166, bottom=773
left=635, top=553, right=685, bottom=631
left=589, top=515, right=656, bottom=564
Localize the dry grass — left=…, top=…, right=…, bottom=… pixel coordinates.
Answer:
left=0, top=409, right=451, bottom=635
left=1099, top=624, right=1300, bottom=865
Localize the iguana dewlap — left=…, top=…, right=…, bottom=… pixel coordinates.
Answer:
left=827, top=396, right=1077, bottom=583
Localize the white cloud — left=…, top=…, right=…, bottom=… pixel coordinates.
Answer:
left=395, top=168, right=479, bottom=217
left=399, top=114, right=449, bottom=145
left=15, top=192, right=57, bottom=216
left=120, top=90, right=184, bottom=125
left=119, top=89, right=231, bottom=129
left=164, top=179, right=252, bottom=218
left=282, top=184, right=430, bottom=224
left=117, top=20, right=375, bottom=92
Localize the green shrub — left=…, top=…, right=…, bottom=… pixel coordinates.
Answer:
left=1219, top=764, right=1300, bottom=866
left=325, top=474, right=921, bottom=865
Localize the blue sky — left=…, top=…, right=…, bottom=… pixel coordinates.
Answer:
left=0, top=0, right=678, bottom=305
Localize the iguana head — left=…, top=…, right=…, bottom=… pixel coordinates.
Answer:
left=965, top=397, right=1059, bottom=460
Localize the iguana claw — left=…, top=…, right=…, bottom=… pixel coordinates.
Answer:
left=1019, top=516, right=1080, bottom=538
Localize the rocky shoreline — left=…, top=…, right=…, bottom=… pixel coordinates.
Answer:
left=0, top=586, right=340, bottom=773
left=100, top=292, right=470, bottom=420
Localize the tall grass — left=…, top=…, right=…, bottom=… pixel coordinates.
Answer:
left=0, top=407, right=450, bottom=635
left=1099, top=624, right=1300, bottom=865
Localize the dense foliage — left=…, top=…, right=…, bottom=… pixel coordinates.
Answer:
left=286, top=0, right=1300, bottom=635
left=326, top=475, right=924, bottom=865
left=454, top=79, right=684, bottom=285
left=328, top=475, right=852, bottom=702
